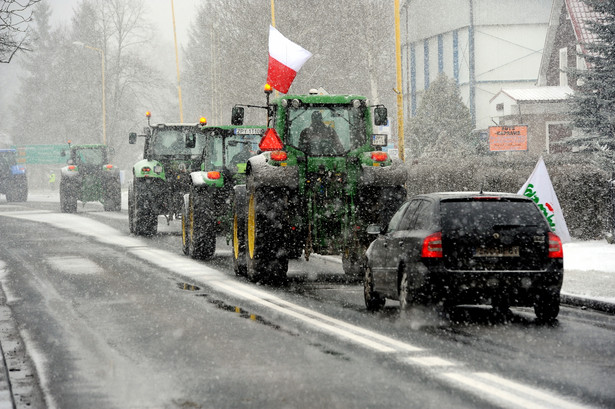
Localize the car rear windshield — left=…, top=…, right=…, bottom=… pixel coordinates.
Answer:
left=440, top=199, right=547, bottom=232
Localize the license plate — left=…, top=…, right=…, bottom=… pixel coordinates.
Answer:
left=474, top=246, right=520, bottom=257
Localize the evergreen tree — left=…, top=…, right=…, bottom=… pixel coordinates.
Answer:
left=568, top=0, right=615, bottom=155
left=407, top=73, right=474, bottom=158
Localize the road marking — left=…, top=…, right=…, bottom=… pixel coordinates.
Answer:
left=0, top=210, right=596, bottom=409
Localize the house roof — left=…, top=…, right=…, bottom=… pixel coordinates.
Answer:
left=490, top=86, right=574, bottom=103
left=537, top=0, right=603, bottom=85
left=566, top=0, right=601, bottom=54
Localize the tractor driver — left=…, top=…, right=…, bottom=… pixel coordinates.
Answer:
left=299, top=111, right=344, bottom=156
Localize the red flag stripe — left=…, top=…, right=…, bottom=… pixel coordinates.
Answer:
left=267, top=55, right=298, bottom=94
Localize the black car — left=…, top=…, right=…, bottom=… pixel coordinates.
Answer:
left=364, top=192, right=564, bottom=322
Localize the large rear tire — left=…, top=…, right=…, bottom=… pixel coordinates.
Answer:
left=130, top=180, right=157, bottom=236
left=246, top=187, right=288, bottom=284
left=232, top=189, right=247, bottom=276
left=60, top=179, right=77, bottom=213
left=104, top=177, right=121, bottom=211
left=188, top=193, right=216, bottom=260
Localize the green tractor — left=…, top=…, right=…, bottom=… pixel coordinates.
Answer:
left=128, top=112, right=207, bottom=235
left=59, top=143, right=121, bottom=213
left=181, top=125, right=265, bottom=259
left=0, top=149, right=28, bottom=202
left=231, top=88, right=407, bottom=283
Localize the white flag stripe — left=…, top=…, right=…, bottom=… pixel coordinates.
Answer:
left=518, top=157, right=571, bottom=243
left=268, top=25, right=312, bottom=71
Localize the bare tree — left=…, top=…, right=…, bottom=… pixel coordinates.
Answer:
left=0, top=0, right=41, bottom=63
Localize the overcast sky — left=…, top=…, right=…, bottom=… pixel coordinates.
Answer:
left=0, top=0, right=200, bottom=136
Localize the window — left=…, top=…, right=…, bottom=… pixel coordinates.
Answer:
left=386, top=201, right=411, bottom=233
left=559, top=47, right=568, bottom=86
left=496, top=103, right=504, bottom=112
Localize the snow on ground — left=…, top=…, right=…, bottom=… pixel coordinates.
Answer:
left=562, top=240, right=615, bottom=304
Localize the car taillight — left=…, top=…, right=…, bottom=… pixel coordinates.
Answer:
left=68, top=165, right=76, bottom=171
left=371, top=151, right=388, bottom=162
left=206, top=171, right=221, bottom=180
left=270, top=150, right=287, bottom=161
left=421, top=232, right=443, bottom=258
left=548, top=232, right=563, bottom=258
left=141, top=167, right=151, bottom=173
left=105, top=164, right=113, bottom=169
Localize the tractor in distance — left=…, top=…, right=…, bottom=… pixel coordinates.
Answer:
left=230, top=86, right=407, bottom=284
left=128, top=112, right=207, bottom=235
left=0, top=148, right=28, bottom=202
left=59, top=142, right=120, bottom=213
left=181, top=125, right=265, bottom=259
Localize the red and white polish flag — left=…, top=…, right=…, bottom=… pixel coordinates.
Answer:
left=267, top=25, right=312, bottom=94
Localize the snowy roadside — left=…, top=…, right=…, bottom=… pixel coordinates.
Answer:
left=562, top=240, right=615, bottom=307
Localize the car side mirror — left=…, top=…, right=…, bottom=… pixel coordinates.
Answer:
left=186, top=133, right=196, bottom=149
left=61, top=150, right=66, bottom=157
left=231, top=107, right=245, bottom=126
left=374, top=106, right=387, bottom=126
left=129, top=132, right=137, bottom=144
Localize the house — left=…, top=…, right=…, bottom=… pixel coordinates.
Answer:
left=399, top=0, right=552, bottom=133
left=490, top=0, right=600, bottom=154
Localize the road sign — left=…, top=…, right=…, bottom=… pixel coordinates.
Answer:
left=488, top=125, right=528, bottom=151
left=12, top=144, right=68, bottom=165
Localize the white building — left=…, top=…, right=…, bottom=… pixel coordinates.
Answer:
left=400, top=0, right=553, bottom=131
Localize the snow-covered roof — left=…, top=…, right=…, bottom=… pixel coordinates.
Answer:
left=490, top=86, right=574, bottom=103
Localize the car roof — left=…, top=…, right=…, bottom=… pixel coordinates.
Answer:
left=411, top=191, right=532, bottom=202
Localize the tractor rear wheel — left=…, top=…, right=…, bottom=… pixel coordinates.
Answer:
left=188, top=193, right=216, bottom=260
left=232, top=189, right=247, bottom=276
left=246, top=187, right=288, bottom=284
left=60, top=179, right=77, bottom=213
left=181, top=195, right=190, bottom=255
left=130, top=180, right=157, bottom=236
left=104, top=177, right=121, bottom=211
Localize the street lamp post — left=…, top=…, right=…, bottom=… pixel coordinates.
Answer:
left=73, top=41, right=106, bottom=145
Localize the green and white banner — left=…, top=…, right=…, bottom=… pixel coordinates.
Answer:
left=518, top=156, right=571, bottom=243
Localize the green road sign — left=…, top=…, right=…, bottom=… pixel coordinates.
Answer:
left=11, top=144, right=68, bottom=165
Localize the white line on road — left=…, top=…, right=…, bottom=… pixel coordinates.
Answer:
left=0, top=210, right=596, bottom=409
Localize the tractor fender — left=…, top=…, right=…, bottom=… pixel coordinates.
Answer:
left=359, top=158, right=407, bottom=186
left=133, top=159, right=166, bottom=180
left=246, top=153, right=298, bottom=189
left=60, top=165, right=80, bottom=178
left=190, top=171, right=225, bottom=188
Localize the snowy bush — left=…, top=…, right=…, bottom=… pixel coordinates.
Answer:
left=404, top=154, right=612, bottom=240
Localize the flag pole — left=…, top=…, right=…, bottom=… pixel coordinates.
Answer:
left=270, top=0, right=279, bottom=99
left=171, top=0, right=184, bottom=123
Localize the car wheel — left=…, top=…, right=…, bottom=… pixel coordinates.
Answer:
left=364, top=266, right=385, bottom=311
left=398, top=270, right=416, bottom=313
left=534, top=291, right=560, bottom=323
